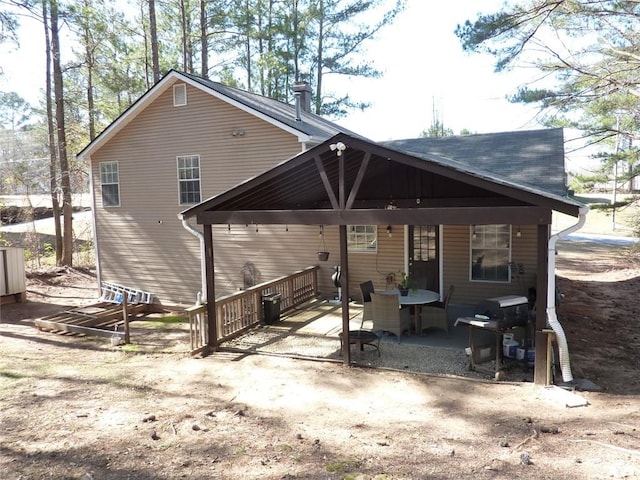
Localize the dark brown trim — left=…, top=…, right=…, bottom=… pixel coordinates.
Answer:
left=314, top=155, right=339, bottom=210
left=339, top=224, right=350, bottom=365
left=204, top=224, right=218, bottom=350
left=534, top=224, right=550, bottom=385
left=197, top=206, right=552, bottom=226
left=345, top=152, right=370, bottom=210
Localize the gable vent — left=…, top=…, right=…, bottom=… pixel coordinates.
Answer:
left=173, top=83, right=187, bottom=106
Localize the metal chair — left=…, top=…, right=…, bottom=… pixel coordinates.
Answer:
left=421, top=285, right=455, bottom=334
left=370, top=292, right=412, bottom=343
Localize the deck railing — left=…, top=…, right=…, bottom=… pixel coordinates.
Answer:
left=186, top=265, right=319, bottom=353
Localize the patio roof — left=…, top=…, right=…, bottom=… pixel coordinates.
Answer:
left=181, top=131, right=584, bottom=224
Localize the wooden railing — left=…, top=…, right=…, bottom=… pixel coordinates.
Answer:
left=186, top=266, right=319, bottom=354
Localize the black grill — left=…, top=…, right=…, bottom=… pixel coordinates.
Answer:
left=475, top=295, right=530, bottom=329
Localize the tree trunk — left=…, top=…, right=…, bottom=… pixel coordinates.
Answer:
left=50, top=0, right=73, bottom=266
left=315, top=0, right=324, bottom=115
left=180, top=0, right=188, bottom=71
left=42, top=0, right=62, bottom=265
left=148, top=0, right=160, bottom=83
left=82, top=0, right=96, bottom=141
left=200, top=0, right=208, bottom=78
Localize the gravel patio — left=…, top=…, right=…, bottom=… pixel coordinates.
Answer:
left=222, top=299, right=535, bottom=382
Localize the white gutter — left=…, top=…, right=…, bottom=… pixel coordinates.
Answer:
left=180, top=215, right=207, bottom=303
left=87, top=160, right=103, bottom=294
left=547, top=205, right=590, bottom=382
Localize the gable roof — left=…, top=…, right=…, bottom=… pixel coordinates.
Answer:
left=383, top=128, right=567, bottom=197
left=177, top=71, right=365, bottom=143
left=77, top=69, right=363, bottom=161
left=181, top=131, right=584, bottom=226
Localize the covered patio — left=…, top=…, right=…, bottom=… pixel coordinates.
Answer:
left=181, top=131, right=585, bottom=384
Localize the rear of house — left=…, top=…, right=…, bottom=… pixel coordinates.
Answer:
left=80, top=70, right=575, bottom=313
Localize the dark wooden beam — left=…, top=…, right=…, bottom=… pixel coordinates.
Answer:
left=204, top=223, right=218, bottom=351
left=534, top=223, right=550, bottom=385
left=197, top=206, right=552, bottom=226
left=345, top=152, right=371, bottom=210
left=314, top=155, right=339, bottom=210
left=339, top=224, right=350, bottom=366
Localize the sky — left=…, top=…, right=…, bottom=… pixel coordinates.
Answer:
left=0, top=0, right=582, bottom=164
left=332, top=0, right=542, bottom=141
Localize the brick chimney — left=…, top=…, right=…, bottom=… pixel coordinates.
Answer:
left=293, top=82, right=312, bottom=120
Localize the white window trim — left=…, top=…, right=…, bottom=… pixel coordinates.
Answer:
left=99, top=161, right=120, bottom=208
left=347, top=225, right=378, bottom=253
left=177, top=155, right=202, bottom=206
left=173, top=83, right=187, bottom=106
left=469, top=224, right=512, bottom=283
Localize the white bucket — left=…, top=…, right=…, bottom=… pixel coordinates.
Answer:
left=516, top=348, right=535, bottom=365
left=503, top=340, right=519, bottom=358
left=503, top=333, right=514, bottom=343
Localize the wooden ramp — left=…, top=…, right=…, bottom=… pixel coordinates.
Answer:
left=35, top=301, right=148, bottom=341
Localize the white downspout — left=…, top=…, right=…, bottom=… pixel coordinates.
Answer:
left=180, top=215, right=207, bottom=303
left=547, top=205, right=590, bottom=382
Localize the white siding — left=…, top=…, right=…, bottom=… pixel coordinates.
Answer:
left=0, top=246, right=26, bottom=296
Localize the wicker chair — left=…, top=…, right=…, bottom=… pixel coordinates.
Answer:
left=370, top=292, right=412, bottom=343
left=421, top=285, right=455, bottom=334
left=359, top=280, right=375, bottom=326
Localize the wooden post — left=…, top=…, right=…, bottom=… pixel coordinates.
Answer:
left=339, top=224, right=351, bottom=365
left=534, top=224, right=550, bottom=385
left=122, top=294, right=130, bottom=344
left=204, top=223, right=217, bottom=352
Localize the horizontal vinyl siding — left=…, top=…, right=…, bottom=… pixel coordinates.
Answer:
left=443, top=225, right=538, bottom=306
left=342, top=225, right=405, bottom=301
left=212, top=224, right=405, bottom=302
left=91, top=81, right=302, bottom=305
left=313, top=225, right=405, bottom=302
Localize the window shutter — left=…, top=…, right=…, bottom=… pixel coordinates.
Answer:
left=173, top=84, right=187, bottom=106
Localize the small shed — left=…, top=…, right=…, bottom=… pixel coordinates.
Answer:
left=0, top=246, right=27, bottom=304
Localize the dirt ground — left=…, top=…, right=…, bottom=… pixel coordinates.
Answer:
left=1, top=241, right=639, bottom=479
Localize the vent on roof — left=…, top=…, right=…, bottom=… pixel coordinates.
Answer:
left=173, top=83, right=187, bottom=106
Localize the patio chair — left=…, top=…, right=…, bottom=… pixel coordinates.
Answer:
left=370, top=292, right=412, bottom=343
left=359, top=280, right=375, bottom=326
left=421, top=285, right=455, bottom=334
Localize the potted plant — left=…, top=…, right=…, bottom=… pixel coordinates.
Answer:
left=398, top=272, right=409, bottom=296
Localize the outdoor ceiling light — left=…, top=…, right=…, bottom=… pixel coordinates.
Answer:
left=329, top=142, right=346, bottom=156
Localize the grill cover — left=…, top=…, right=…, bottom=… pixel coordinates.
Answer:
left=475, top=295, right=529, bottom=329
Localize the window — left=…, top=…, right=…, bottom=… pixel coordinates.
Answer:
left=99, top=161, right=120, bottom=207
left=470, top=224, right=511, bottom=282
left=177, top=155, right=201, bottom=205
left=348, top=225, right=377, bottom=252
left=173, top=83, right=187, bottom=106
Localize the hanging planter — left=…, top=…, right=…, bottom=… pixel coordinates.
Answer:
left=317, top=225, right=330, bottom=261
